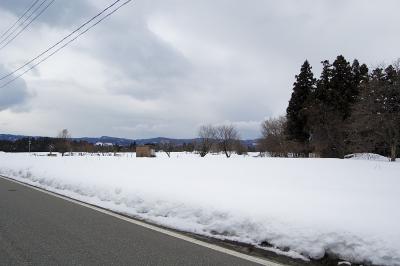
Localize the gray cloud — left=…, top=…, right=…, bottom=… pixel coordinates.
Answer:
left=0, top=65, right=31, bottom=111
left=1, top=0, right=400, bottom=138
left=0, top=0, right=95, bottom=27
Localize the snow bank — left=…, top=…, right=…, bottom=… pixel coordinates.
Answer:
left=1, top=152, right=399, bottom=265
left=344, top=153, right=390, bottom=161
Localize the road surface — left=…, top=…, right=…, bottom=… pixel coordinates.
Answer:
left=0, top=176, right=276, bottom=266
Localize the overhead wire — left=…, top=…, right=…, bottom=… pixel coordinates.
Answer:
left=0, top=0, right=56, bottom=51
left=0, top=0, right=49, bottom=46
left=0, top=0, right=132, bottom=89
left=0, top=0, right=123, bottom=82
left=0, top=0, right=40, bottom=42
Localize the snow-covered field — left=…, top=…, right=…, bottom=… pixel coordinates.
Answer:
left=1, top=152, right=399, bottom=265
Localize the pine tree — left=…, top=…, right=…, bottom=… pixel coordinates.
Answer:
left=351, top=59, right=361, bottom=84
left=351, top=59, right=369, bottom=87
left=307, top=60, right=346, bottom=157
left=330, top=55, right=355, bottom=119
left=384, top=65, right=397, bottom=83
left=308, top=60, right=334, bottom=135
left=285, top=55, right=375, bottom=158
left=307, top=57, right=362, bottom=158
left=286, top=60, right=316, bottom=144
left=360, top=63, right=369, bottom=84
left=314, top=60, right=332, bottom=104
left=371, top=67, right=385, bottom=81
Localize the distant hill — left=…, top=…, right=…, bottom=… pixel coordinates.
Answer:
left=0, top=134, right=257, bottom=147
left=0, top=134, right=28, bottom=142
left=74, top=136, right=199, bottom=146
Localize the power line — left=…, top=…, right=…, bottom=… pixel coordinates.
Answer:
left=0, top=0, right=123, bottom=82
left=0, top=0, right=55, bottom=51
left=0, top=0, right=40, bottom=42
left=0, top=0, right=47, bottom=47
left=0, top=0, right=132, bottom=89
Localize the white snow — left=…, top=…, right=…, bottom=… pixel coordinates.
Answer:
left=344, top=153, right=390, bottom=161
left=0, top=152, right=399, bottom=265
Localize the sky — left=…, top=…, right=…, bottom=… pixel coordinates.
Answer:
left=0, top=0, right=399, bottom=139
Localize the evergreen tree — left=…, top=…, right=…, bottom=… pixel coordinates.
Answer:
left=360, top=63, right=369, bottom=83
left=286, top=60, right=316, bottom=144
left=384, top=65, right=397, bottom=83
left=314, top=60, right=332, bottom=104
left=307, top=60, right=347, bottom=157
left=307, top=56, right=365, bottom=158
left=282, top=54, right=399, bottom=159
left=351, top=59, right=361, bottom=84
left=370, top=67, right=385, bottom=81
left=330, top=55, right=355, bottom=119
left=351, top=59, right=369, bottom=87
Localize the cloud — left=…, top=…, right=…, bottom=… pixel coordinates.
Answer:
left=0, top=65, right=31, bottom=111
left=1, top=0, right=400, bottom=138
left=0, top=0, right=95, bottom=28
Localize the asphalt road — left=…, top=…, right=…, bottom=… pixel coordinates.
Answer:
left=0, top=176, right=264, bottom=266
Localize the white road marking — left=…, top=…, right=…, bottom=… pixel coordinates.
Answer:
left=0, top=175, right=285, bottom=266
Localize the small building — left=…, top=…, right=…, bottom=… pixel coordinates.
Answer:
left=95, top=142, right=114, bottom=147
left=136, top=145, right=156, bottom=157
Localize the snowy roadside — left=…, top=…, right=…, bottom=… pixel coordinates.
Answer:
left=0, top=152, right=399, bottom=265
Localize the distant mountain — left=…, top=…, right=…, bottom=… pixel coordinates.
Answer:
left=75, top=136, right=199, bottom=146
left=0, top=134, right=257, bottom=146
left=74, top=136, right=135, bottom=146
left=0, top=134, right=30, bottom=142
left=242, top=139, right=258, bottom=146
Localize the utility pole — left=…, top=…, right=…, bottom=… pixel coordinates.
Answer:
left=28, top=137, right=31, bottom=154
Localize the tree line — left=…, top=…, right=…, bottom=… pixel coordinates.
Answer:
left=0, top=127, right=250, bottom=157
left=259, top=55, right=400, bottom=161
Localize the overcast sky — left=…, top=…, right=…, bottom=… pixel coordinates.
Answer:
left=0, top=0, right=399, bottom=139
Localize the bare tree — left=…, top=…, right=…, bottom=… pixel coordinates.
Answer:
left=259, top=116, right=290, bottom=157
left=48, top=144, right=55, bottom=156
left=197, top=125, right=217, bottom=157
left=234, top=140, right=248, bottom=155
left=159, top=140, right=174, bottom=158
left=215, top=125, right=240, bottom=158
left=349, top=65, right=400, bottom=161
left=261, top=116, right=286, bottom=139
left=56, top=129, right=71, bottom=156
